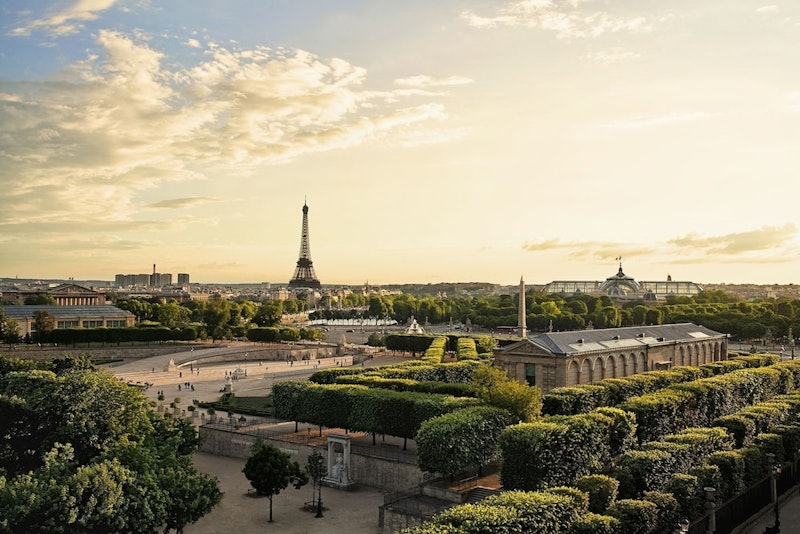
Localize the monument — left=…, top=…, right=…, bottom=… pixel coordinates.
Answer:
left=322, top=433, right=356, bottom=490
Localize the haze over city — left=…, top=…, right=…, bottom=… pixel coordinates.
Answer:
left=1, top=1, right=799, bottom=286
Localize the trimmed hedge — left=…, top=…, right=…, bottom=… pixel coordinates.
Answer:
left=542, top=354, right=778, bottom=417
left=333, top=374, right=479, bottom=397
left=619, top=362, right=800, bottom=443
left=499, top=409, right=630, bottom=490
left=456, top=337, right=480, bottom=361
left=574, top=475, right=619, bottom=514
left=308, top=360, right=483, bottom=385
left=416, top=406, right=514, bottom=476
left=422, top=337, right=447, bottom=363
left=605, top=499, right=659, bottom=534
left=272, top=381, right=480, bottom=439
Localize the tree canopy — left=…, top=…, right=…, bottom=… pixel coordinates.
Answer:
left=0, top=354, right=222, bottom=533
left=242, top=441, right=308, bottom=522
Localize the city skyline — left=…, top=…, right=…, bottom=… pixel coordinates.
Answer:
left=1, top=1, right=799, bottom=286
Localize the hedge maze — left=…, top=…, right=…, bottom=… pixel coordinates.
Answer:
left=402, top=354, right=800, bottom=533
left=273, top=344, right=800, bottom=533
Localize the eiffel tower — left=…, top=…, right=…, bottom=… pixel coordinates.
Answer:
left=288, top=201, right=322, bottom=289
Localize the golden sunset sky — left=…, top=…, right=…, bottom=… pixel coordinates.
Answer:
left=1, top=1, right=798, bottom=285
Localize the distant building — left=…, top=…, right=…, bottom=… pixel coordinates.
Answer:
left=543, top=261, right=702, bottom=301
left=1, top=283, right=104, bottom=306
left=114, top=264, right=181, bottom=289
left=494, top=323, right=728, bottom=392
left=3, top=305, right=136, bottom=337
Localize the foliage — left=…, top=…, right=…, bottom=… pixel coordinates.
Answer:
left=309, top=360, right=482, bottom=385
left=305, top=450, right=326, bottom=507
left=542, top=356, right=764, bottom=417
left=473, top=365, right=542, bottom=422
left=565, top=512, right=619, bottom=534
left=416, top=406, right=513, bottom=476
left=406, top=490, right=583, bottom=534
left=272, top=381, right=480, bottom=439
left=0, top=356, right=221, bottom=533
left=605, top=499, right=659, bottom=534
left=333, top=374, right=479, bottom=397
left=574, top=475, right=619, bottom=514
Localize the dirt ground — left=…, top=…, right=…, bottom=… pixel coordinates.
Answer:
left=109, top=348, right=404, bottom=534
left=187, top=452, right=387, bottom=534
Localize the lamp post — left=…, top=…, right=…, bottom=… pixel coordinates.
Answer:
left=704, top=487, right=716, bottom=534
left=766, top=452, right=781, bottom=533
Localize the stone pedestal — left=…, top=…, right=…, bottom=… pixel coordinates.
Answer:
left=322, top=433, right=356, bottom=490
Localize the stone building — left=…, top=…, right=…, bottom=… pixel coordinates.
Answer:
left=494, top=323, right=728, bottom=392
left=1, top=282, right=104, bottom=306
left=3, top=305, right=136, bottom=337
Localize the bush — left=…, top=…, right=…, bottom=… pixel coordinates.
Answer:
left=706, top=450, right=747, bottom=500
left=481, top=491, right=583, bottom=533
left=574, top=475, right=619, bottom=514
left=565, top=512, right=619, bottom=534
left=664, top=473, right=704, bottom=521
left=642, top=491, right=679, bottom=534
left=416, top=406, right=513, bottom=476
left=613, top=449, right=675, bottom=498
left=606, top=499, right=659, bottom=534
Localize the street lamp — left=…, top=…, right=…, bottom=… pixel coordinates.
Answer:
left=766, top=452, right=781, bottom=533
left=703, top=487, right=716, bottom=534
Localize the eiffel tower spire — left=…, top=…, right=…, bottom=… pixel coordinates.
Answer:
left=288, top=200, right=321, bottom=289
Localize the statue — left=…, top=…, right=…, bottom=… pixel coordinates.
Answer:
left=331, top=452, right=348, bottom=484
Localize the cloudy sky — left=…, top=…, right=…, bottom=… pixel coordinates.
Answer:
left=1, top=1, right=799, bottom=286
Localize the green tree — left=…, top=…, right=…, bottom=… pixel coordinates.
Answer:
left=32, top=310, right=54, bottom=343
left=305, top=450, right=327, bottom=518
left=1, top=312, right=21, bottom=344
left=473, top=365, right=542, bottom=422
left=156, top=301, right=190, bottom=328
left=242, top=442, right=308, bottom=522
left=416, top=406, right=513, bottom=477
left=0, top=357, right=222, bottom=532
left=253, top=300, right=283, bottom=326
left=24, top=294, right=57, bottom=305
left=203, top=298, right=231, bottom=342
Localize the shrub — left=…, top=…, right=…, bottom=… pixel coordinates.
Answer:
left=416, top=406, right=513, bottom=476
left=664, top=473, right=704, bottom=520
left=642, top=491, right=679, bottom=534
left=706, top=450, right=747, bottom=500
left=481, top=491, right=583, bottom=533
left=606, top=499, right=659, bottom=534
left=574, top=475, right=619, bottom=514
left=565, top=512, right=619, bottom=534
left=613, top=449, right=676, bottom=498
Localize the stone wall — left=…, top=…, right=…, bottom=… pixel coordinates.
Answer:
left=380, top=508, right=427, bottom=534
left=199, top=424, right=425, bottom=493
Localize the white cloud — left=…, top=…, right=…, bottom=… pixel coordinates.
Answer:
left=584, top=49, right=641, bottom=65
left=395, top=75, right=474, bottom=88
left=185, top=38, right=202, bottom=49
left=10, top=0, right=119, bottom=37
left=604, top=111, right=718, bottom=129
left=0, top=31, right=466, bottom=233
left=462, top=1, right=652, bottom=39
left=756, top=5, right=778, bottom=13
left=523, top=224, right=799, bottom=265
